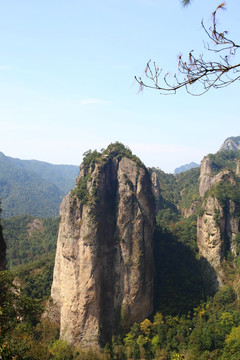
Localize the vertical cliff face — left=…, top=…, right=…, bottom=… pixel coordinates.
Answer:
left=0, top=224, right=6, bottom=270
left=151, top=171, right=161, bottom=213
left=199, top=156, right=231, bottom=197
left=50, top=145, right=155, bottom=348
left=197, top=196, right=226, bottom=290
left=197, top=155, right=240, bottom=289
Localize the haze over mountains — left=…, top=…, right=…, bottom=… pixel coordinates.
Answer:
left=174, top=162, right=199, bottom=175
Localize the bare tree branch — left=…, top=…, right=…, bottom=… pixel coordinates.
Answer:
left=136, top=2, right=240, bottom=95
left=182, top=0, right=192, bottom=6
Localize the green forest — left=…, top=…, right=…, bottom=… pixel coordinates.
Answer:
left=0, top=152, right=78, bottom=218
left=1, top=149, right=240, bottom=359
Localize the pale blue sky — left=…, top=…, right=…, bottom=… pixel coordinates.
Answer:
left=0, top=0, right=239, bottom=172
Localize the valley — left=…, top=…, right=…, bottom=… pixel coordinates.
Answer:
left=1, top=137, right=240, bottom=359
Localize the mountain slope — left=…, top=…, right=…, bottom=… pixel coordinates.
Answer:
left=0, top=152, right=79, bottom=217
left=12, top=157, right=78, bottom=195
left=174, top=162, right=199, bottom=174
left=219, top=136, right=240, bottom=152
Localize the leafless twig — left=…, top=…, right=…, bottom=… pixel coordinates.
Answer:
left=136, top=2, right=240, bottom=95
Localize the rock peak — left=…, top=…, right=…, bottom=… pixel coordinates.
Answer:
left=50, top=145, right=155, bottom=348
left=219, top=136, right=240, bottom=152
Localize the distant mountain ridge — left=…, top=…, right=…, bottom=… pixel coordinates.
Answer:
left=0, top=152, right=79, bottom=218
left=219, top=136, right=240, bottom=152
left=10, top=156, right=79, bottom=195
left=1, top=136, right=239, bottom=218
left=174, top=162, right=199, bottom=175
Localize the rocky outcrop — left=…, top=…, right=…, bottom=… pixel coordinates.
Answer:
left=50, top=145, right=155, bottom=348
left=197, top=156, right=240, bottom=289
left=199, top=156, right=231, bottom=197
left=151, top=171, right=161, bottom=213
left=219, top=136, right=240, bottom=152
left=0, top=224, right=6, bottom=270
left=27, top=219, right=44, bottom=236
left=181, top=203, right=198, bottom=218
left=236, top=160, right=240, bottom=176
left=198, top=196, right=239, bottom=288
left=197, top=196, right=225, bottom=289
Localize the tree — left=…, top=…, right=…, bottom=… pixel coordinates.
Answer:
left=182, top=0, right=191, bottom=5
left=136, top=2, right=240, bottom=95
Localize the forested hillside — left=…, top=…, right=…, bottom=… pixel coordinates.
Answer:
left=2, top=215, right=59, bottom=268
left=12, top=157, right=79, bottom=195
left=0, top=152, right=78, bottom=217
left=1, top=146, right=240, bottom=359
left=1, top=215, right=59, bottom=301
left=150, top=166, right=200, bottom=225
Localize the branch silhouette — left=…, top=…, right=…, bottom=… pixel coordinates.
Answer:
left=136, top=3, right=240, bottom=96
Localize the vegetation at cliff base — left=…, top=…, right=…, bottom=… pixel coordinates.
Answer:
left=2, top=147, right=240, bottom=359
left=121, top=285, right=240, bottom=360
left=2, top=215, right=59, bottom=268
left=12, top=254, right=55, bottom=300
left=2, top=270, right=240, bottom=359
left=1, top=215, right=58, bottom=301
left=153, top=222, right=204, bottom=316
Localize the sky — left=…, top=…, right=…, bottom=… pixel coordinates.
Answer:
left=0, top=0, right=239, bottom=173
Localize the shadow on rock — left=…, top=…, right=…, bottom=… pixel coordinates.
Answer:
left=153, top=226, right=217, bottom=316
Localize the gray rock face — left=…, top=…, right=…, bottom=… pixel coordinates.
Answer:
left=50, top=151, right=155, bottom=348
left=197, top=157, right=240, bottom=289
left=197, top=196, right=224, bottom=289
left=151, top=171, right=161, bottom=213
left=0, top=224, right=6, bottom=270
left=219, top=136, right=240, bottom=152
left=199, top=156, right=230, bottom=197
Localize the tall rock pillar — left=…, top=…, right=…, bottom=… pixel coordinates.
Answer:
left=50, top=144, right=155, bottom=348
